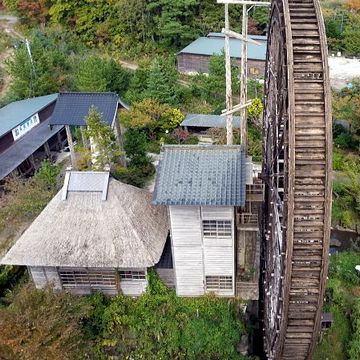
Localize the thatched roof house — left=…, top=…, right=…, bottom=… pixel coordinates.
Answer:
left=2, top=171, right=169, bottom=296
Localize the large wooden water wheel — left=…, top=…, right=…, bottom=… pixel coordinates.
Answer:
left=261, top=0, right=332, bottom=359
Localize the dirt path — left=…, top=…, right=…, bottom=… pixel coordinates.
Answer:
left=119, top=60, right=138, bottom=71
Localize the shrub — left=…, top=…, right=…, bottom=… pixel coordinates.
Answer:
left=88, top=270, right=247, bottom=360
left=0, top=284, right=94, bottom=360
left=329, top=251, right=360, bottom=285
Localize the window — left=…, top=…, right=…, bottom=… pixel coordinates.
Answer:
left=59, top=269, right=117, bottom=288
left=202, top=220, right=232, bottom=238
left=119, top=270, right=146, bottom=281
left=206, top=276, right=233, bottom=290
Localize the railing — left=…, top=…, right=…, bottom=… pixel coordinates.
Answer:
left=246, top=183, right=265, bottom=202
left=238, top=213, right=258, bottom=224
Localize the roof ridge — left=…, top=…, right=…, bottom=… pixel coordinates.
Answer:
left=59, top=91, right=118, bottom=96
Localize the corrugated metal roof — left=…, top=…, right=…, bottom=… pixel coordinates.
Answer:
left=0, top=119, right=63, bottom=180
left=152, top=145, right=246, bottom=206
left=0, top=94, right=58, bottom=138
left=49, top=92, right=120, bottom=127
left=207, top=32, right=267, bottom=42
left=182, top=113, right=241, bottom=128
left=178, top=36, right=267, bottom=60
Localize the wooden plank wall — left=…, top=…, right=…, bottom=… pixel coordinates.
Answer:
left=156, top=269, right=175, bottom=288
left=170, top=206, right=205, bottom=296
left=202, top=207, right=235, bottom=297
left=169, top=206, right=235, bottom=297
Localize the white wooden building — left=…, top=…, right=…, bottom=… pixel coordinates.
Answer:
left=153, top=145, right=249, bottom=297
left=1, top=171, right=169, bottom=296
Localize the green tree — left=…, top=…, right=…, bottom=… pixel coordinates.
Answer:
left=6, top=34, right=70, bottom=99
left=343, top=14, right=360, bottom=56
left=85, top=106, right=122, bottom=170
left=192, top=53, right=239, bottom=108
left=105, top=59, right=130, bottom=95
left=74, top=55, right=108, bottom=92
left=123, top=129, right=149, bottom=168
left=145, top=56, right=180, bottom=105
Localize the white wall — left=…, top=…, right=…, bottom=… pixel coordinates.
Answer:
left=119, top=268, right=148, bottom=296
left=29, top=266, right=62, bottom=291
left=169, top=206, right=235, bottom=297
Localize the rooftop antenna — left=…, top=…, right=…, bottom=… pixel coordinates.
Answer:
left=218, top=0, right=270, bottom=150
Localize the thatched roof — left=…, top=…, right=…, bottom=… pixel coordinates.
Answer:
left=1, top=175, right=169, bottom=268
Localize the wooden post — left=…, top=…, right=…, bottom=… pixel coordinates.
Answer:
left=29, top=154, right=36, bottom=171
left=44, top=141, right=51, bottom=159
left=56, top=131, right=62, bottom=151
left=224, top=3, right=233, bottom=145
left=240, top=3, right=248, bottom=151
left=65, top=125, right=76, bottom=169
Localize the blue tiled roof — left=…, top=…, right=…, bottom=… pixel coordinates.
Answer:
left=0, top=94, right=58, bottom=138
left=178, top=35, right=267, bottom=60
left=153, top=145, right=246, bottom=206
left=182, top=113, right=241, bottom=128
left=49, top=92, right=120, bottom=127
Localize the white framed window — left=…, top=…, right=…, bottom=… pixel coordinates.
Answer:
left=59, top=268, right=117, bottom=288
left=205, top=276, right=233, bottom=290
left=202, top=220, right=232, bottom=238
left=119, top=270, right=146, bottom=281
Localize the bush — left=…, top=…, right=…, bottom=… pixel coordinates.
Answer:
left=0, top=284, right=94, bottom=360
left=348, top=299, right=360, bottom=360
left=111, top=165, right=154, bottom=188
left=86, top=270, right=248, bottom=360
left=329, top=251, right=360, bottom=285
left=333, top=150, right=346, bottom=171
left=0, top=266, right=25, bottom=301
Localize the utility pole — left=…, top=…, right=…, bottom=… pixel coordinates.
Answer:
left=217, top=0, right=270, bottom=151
left=224, top=3, right=233, bottom=145
left=240, top=3, right=248, bottom=150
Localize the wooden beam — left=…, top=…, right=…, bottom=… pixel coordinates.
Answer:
left=221, top=28, right=262, bottom=45
left=221, top=101, right=252, bottom=116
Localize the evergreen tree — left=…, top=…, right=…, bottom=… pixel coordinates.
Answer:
left=145, top=57, right=179, bottom=105
left=75, top=55, right=108, bottom=92
left=105, top=59, right=130, bottom=95
left=85, top=106, right=122, bottom=170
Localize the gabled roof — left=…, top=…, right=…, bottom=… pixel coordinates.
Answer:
left=178, top=35, right=267, bottom=60
left=1, top=173, right=169, bottom=268
left=182, top=113, right=241, bottom=128
left=152, top=145, right=246, bottom=206
left=49, top=92, right=126, bottom=127
left=0, top=94, right=58, bottom=138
